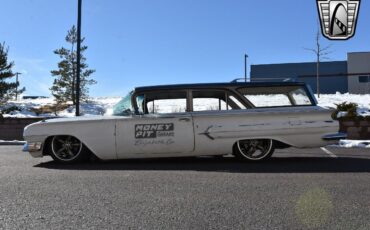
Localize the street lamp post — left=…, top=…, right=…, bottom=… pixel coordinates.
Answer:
left=244, top=54, right=248, bottom=82
left=15, top=72, right=22, bottom=100
left=75, top=0, right=82, bottom=116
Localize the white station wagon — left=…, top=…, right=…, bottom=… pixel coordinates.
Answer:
left=23, top=82, right=345, bottom=163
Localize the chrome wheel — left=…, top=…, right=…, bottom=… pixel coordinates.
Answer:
left=236, top=139, right=274, bottom=161
left=51, top=135, right=83, bottom=162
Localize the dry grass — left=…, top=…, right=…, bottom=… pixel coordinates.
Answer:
left=31, top=104, right=70, bottom=116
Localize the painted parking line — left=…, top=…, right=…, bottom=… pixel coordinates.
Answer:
left=321, top=147, right=338, bottom=158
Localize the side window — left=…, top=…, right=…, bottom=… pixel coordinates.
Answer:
left=145, top=91, right=187, bottom=114
left=136, top=95, right=144, bottom=114
left=192, top=91, right=246, bottom=112
left=192, top=91, right=227, bottom=112
left=193, top=98, right=228, bottom=111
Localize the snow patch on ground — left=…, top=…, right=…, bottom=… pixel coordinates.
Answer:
left=333, top=140, right=370, bottom=149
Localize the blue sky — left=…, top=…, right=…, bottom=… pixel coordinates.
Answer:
left=1, top=0, right=369, bottom=97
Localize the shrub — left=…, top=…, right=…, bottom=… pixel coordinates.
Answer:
left=331, top=102, right=369, bottom=121
left=0, top=105, right=23, bottom=115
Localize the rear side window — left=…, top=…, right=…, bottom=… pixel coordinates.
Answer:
left=192, top=91, right=228, bottom=112
left=192, top=90, right=246, bottom=112
left=193, top=98, right=228, bottom=111
left=237, top=86, right=313, bottom=107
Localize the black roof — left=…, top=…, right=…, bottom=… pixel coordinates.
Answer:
left=134, top=82, right=307, bottom=92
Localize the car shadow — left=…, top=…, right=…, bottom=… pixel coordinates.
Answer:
left=34, top=156, right=370, bottom=173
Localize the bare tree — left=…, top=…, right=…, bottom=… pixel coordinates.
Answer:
left=304, top=29, right=332, bottom=98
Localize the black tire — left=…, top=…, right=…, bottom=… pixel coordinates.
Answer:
left=233, top=139, right=275, bottom=161
left=49, top=135, right=90, bottom=163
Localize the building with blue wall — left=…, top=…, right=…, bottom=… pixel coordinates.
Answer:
left=251, top=61, right=348, bottom=94
left=250, top=52, right=370, bottom=94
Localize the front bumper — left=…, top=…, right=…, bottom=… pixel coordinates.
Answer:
left=23, top=142, right=43, bottom=158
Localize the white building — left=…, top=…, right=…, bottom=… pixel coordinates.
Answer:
left=347, top=52, right=370, bottom=94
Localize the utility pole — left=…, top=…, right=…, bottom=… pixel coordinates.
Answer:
left=244, top=54, right=248, bottom=82
left=316, top=49, right=320, bottom=98
left=15, top=72, right=22, bottom=100
left=76, top=0, right=82, bottom=116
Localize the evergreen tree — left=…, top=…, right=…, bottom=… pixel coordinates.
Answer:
left=50, top=25, right=96, bottom=105
left=0, top=42, right=25, bottom=103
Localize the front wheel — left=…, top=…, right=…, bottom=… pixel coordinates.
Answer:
left=50, top=135, right=89, bottom=163
left=233, top=139, right=275, bottom=161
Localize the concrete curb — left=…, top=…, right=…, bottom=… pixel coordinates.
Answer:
left=0, top=141, right=26, bottom=146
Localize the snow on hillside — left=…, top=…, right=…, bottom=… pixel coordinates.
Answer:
left=1, top=97, right=121, bottom=118
left=1, top=92, right=369, bottom=118
left=315, top=93, right=370, bottom=109
left=316, top=93, right=370, bottom=117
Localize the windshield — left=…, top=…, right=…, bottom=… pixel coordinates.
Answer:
left=112, top=91, right=134, bottom=116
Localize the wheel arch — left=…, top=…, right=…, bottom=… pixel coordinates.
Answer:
left=232, top=138, right=291, bottom=154
left=42, top=135, right=96, bottom=157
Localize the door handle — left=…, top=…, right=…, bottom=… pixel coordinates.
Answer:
left=179, top=118, right=191, bottom=122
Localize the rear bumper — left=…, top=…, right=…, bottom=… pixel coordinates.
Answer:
left=322, top=132, right=347, bottom=141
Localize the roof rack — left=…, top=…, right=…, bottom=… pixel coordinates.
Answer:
left=231, top=77, right=297, bottom=83
left=230, top=78, right=248, bottom=83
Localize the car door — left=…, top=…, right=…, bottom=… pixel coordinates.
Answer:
left=116, top=113, right=194, bottom=158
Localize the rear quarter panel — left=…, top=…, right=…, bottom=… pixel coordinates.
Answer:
left=191, top=106, right=338, bottom=155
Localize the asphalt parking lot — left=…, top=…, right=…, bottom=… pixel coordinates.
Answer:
left=0, top=146, right=370, bottom=230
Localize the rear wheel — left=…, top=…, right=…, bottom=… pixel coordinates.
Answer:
left=234, top=139, right=274, bottom=161
left=50, top=135, right=89, bottom=163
